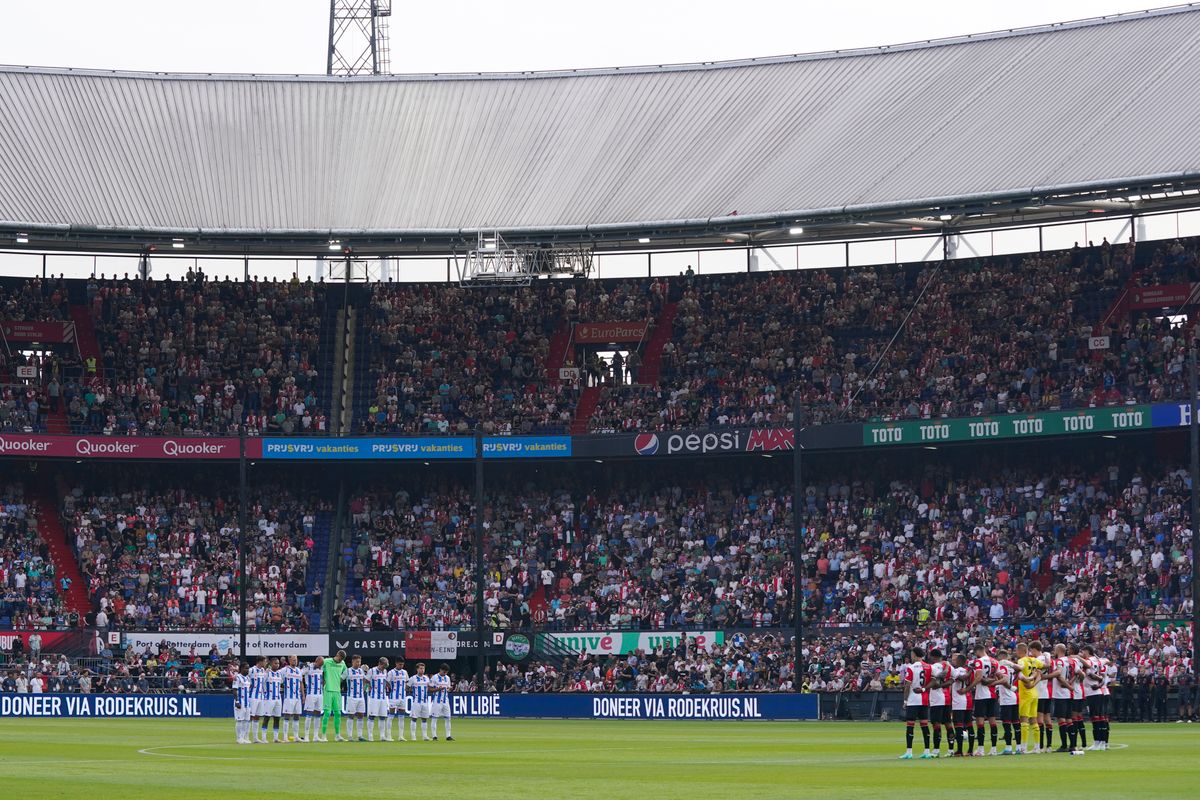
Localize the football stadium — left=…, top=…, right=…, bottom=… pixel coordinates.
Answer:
left=1, top=2, right=1199, bottom=798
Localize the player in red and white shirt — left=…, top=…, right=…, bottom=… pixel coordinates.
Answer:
left=926, top=648, right=954, bottom=758
left=949, top=653, right=976, bottom=757
left=994, top=650, right=1020, bottom=755
left=899, top=646, right=933, bottom=760
left=1101, top=655, right=1116, bottom=746
left=1067, top=644, right=1090, bottom=750
left=970, top=645, right=1000, bottom=756
left=1047, top=644, right=1084, bottom=754
left=1080, top=645, right=1110, bottom=751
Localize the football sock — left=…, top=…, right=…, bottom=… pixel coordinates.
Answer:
left=920, top=723, right=930, bottom=749
left=1002, top=723, right=1012, bottom=746
left=905, top=722, right=914, bottom=749
left=1077, top=720, right=1088, bottom=748
left=990, top=723, right=998, bottom=748
left=444, top=718, right=452, bottom=738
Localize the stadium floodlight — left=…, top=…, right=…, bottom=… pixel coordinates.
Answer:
left=15, top=233, right=29, bottom=243
left=460, top=231, right=593, bottom=286
left=789, top=227, right=804, bottom=235
left=938, top=214, right=953, bottom=221
left=328, top=240, right=341, bottom=251
left=171, top=239, right=185, bottom=249
left=638, top=237, right=651, bottom=244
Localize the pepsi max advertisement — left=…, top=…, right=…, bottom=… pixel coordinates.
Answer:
left=574, top=424, right=859, bottom=459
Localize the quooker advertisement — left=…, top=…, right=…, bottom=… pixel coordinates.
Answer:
left=0, top=434, right=256, bottom=460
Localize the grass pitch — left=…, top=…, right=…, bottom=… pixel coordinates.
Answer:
left=0, top=719, right=1195, bottom=799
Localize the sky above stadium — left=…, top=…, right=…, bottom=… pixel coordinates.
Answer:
left=0, top=0, right=1170, bottom=74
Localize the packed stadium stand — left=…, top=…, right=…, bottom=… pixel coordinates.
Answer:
left=58, top=468, right=333, bottom=632
left=0, top=8, right=1198, bottom=731
left=78, top=277, right=333, bottom=436
left=2, top=236, right=1197, bottom=439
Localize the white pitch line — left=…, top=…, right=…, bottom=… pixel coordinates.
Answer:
left=0, top=759, right=122, bottom=768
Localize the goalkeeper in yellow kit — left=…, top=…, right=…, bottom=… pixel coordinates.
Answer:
left=1015, top=642, right=1044, bottom=753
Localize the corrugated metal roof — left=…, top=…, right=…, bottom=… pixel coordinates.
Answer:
left=1, top=6, right=1198, bottom=238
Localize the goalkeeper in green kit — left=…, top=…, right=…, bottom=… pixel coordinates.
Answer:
left=319, top=650, right=349, bottom=741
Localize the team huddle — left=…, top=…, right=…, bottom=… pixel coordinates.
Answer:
left=231, top=651, right=455, bottom=745
left=899, top=641, right=1115, bottom=759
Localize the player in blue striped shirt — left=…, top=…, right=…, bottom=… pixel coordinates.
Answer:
left=264, top=657, right=284, bottom=743
left=386, top=663, right=409, bottom=742
left=344, top=656, right=368, bottom=742
left=366, top=658, right=391, bottom=741
left=431, top=664, right=455, bottom=741
left=249, top=657, right=269, bottom=743
left=409, top=663, right=431, bottom=741
left=233, top=662, right=253, bottom=744
left=281, top=656, right=304, bottom=742
left=302, top=657, right=325, bottom=742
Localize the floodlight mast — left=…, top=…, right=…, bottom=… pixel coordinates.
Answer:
left=328, top=1, right=392, bottom=76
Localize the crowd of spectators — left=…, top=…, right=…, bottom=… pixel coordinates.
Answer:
left=0, top=483, right=66, bottom=628
left=72, top=275, right=329, bottom=436
left=333, top=485, right=483, bottom=630
left=795, top=459, right=1193, bottom=626
left=588, top=241, right=1160, bottom=431
left=333, top=474, right=791, bottom=633
left=494, top=616, right=1194, bottom=705
left=356, top=277, right=677, bottom=435
left=569, top=278, right=665, bottom=322
left=3, top=237, right=1199, bottom=438
left=334, top=448, right=1193, bottom=637
left=64, top=479, right=328, bottom=632
left=358, top=283, right=575, bottom=435
left=1135, top=236, right=1200, bottom=286
left=0, top=278, right=78, bottom=433
left=1, top=639, right=236, bottom=694
left=0, top=277, right=71, bottom=324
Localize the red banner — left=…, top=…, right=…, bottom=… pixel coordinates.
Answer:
left=405, top=631, right=432, bottom=659
left=404, top=631, right=458, bottom=660
left=0, top=631, right=95, bottom=658
left=1128, top=283, right=1198, bottom=310
left=574, top=321, right=650, bottom=344
left=1, top=321, right=75, bottom=343
left=0, top=434, right=259, bottom=460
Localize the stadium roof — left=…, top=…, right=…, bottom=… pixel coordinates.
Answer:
left=2, top=5, right=1200, bottom=256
